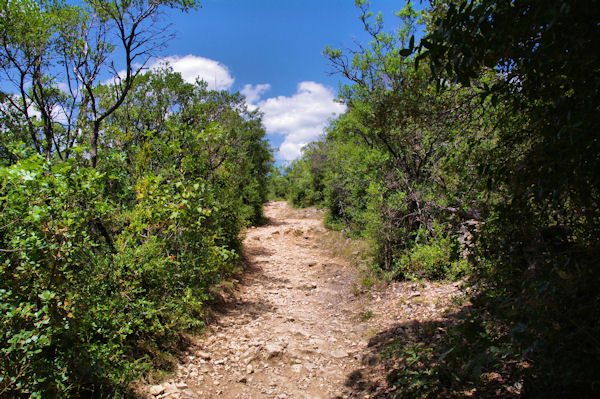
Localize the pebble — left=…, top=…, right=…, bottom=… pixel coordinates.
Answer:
left=291, top=364, right=303, bottom=373
left=149, top=385, right=165, bottom=396
left=331, top=349, right=348, bottom=359
left=266, top=343, right=285, bottom=359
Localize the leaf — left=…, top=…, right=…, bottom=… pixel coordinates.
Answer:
left=556, top=270, right=572, bottom=280
left=400, top=48, right=413, bottom=57
left=39, top=291, right=56, bottom=302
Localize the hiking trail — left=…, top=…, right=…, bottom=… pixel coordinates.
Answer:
left=145, top=201, right=460, bottom=398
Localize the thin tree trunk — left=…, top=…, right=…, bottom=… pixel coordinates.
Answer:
left=90, top=120, right=100, bottom=168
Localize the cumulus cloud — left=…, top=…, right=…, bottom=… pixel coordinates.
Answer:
left=241, top=83, right=271, bottom=110
left=245, top=81, right=346, bottom=161
left=148, top=55, right=235, bottom=91
left=108, top=55, right=344, bottom=162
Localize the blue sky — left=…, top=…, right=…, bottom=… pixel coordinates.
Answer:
left=155, top=0, right=408, bottom=162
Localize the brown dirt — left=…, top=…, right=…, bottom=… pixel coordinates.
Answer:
left=144, top=201, right=462, bottom=399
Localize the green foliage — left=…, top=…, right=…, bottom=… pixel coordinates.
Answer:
left=420, top=0, right=600, bottom=395
left=0, top=63, right=271, bottom=395
left=0, top=154, right=234, bottom=396
left=101, top=68, right=272, bottom=225
left=284, top=142, right=328, bottom=208
left=394, top=232, right=466, bottom=280
left=383, top=313, right=522, bottom=398
left=388, top=343, right=438, bottom=396
left=284, top=0, right=600, bottom=395
left=357, top=310, right=373, bottom=322
left=0, top=0, right=202, bottom=166
left=266, top=166, right=290, bottom=201
left=288, top=3, right=485, bottom=280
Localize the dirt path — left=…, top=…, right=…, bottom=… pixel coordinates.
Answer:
left=146, top=202, right=461, bottom=399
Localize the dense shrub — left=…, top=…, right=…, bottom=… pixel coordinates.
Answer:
left=0, top=67, right=271, bottom=396
left=0, top=150, right=245, bottom=396
left=394, top=233, right=467, bottom=280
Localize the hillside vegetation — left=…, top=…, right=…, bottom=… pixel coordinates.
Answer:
left=0, top=1, right=270, bottom=396
left=274, top=0, right=600, bottom=396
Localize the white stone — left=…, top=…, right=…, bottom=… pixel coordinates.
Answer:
left=149, top=385, right=165, bottom=396
left=265, top=343, right=285, bottom=359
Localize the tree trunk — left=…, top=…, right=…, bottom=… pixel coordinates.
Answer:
left=90, top=120, right=100, bottom=168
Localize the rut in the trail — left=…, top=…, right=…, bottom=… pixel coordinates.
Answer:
left=145, top=201, right=461, bottom=399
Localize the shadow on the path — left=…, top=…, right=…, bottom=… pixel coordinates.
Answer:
left=243, top=245, right=275, bottom=258
left=336, top=317, right=454, bottom=398
left=214, top=298, right=276, bottom=327
left=208, top=246, right=290, bottom=326
left=267, top=218, right=288, bottom=227
left=241, top=246, right=291, bottom=287
left=337, top=305, right=521, bottom=399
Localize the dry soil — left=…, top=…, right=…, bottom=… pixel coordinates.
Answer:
left=144, top=201, right=461, bottom=399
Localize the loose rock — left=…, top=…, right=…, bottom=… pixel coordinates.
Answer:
left=149, top=385, right=165, bottom=396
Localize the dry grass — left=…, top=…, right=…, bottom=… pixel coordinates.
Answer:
left=316, top=227, right=386, bottom=295
left=271, top=201, right=324, bottom=221
left=319, top=228, right=371, bottom=264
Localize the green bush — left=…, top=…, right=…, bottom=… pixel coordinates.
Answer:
left=393, top=233, right=467, bottom=280
left=0, top=70, right=271, bottom=396
left=0, top=152, right=246, bottom=396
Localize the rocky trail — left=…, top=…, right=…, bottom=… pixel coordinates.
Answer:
left=145, top=202, right=462, bottom=399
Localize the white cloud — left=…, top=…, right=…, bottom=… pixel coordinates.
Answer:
left=240, top=83, right=271, bottom=110
left=0, top=94, right=69, bottom=127
left=278, top=141, right=306, bottom=161
left=246, top=81, right=346, bottom=161
left=149, top=55, right=234, bottom=91
left=105, top=56, right=344, bottom=162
